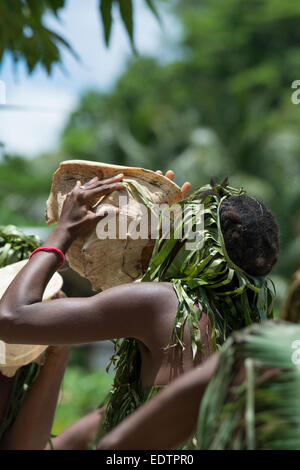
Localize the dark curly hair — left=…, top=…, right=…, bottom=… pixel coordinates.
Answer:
left=220, top=195, right=280, bottom=277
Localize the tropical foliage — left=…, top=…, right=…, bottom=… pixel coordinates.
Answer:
left=1, top=0, right=300, bottom=301
left=0, top=224, right=42, bottom=265
left=0, top=0, right=160, bottom=73
left=1, top=0, right=300, bottom=437
left=197, top=320, right=300, bottom=450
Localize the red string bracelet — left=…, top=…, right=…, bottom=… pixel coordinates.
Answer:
left=29, top=247, right=65, bottom=270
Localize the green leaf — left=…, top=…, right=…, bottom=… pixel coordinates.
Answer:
left=144, top=0, right=160, bottom=22
left=45, top=28, right=78, bottom=58
left=45, top=0, right=65, bottom=16
left=99, top=0, right=114, bottom=46
left=0, top=225, right=42, bottom=268
left=197, top=321, right=300, bottom=450
left=118, top=0, right=135, bottom=50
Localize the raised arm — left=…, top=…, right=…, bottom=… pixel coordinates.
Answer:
left=0, top=174, right=177, bottom=346
left=1, top=346, right=69, bottom=450
left=98, top=352, right=219, bottom=450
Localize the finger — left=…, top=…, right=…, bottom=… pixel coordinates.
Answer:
left=165, top=170, right=174, bottom=180
left=72, top=180, right=82, bottom=192
left=84, top=182, right=126, bottom=200
left=84, top=174, right=124, bottom=190
left=156, top=170, right=163, bottom=175
left=83, top=176, right=100, bottom=187
left=99, top=173, right=124, bottom=185
left=181, top=182, right=191, bottom=200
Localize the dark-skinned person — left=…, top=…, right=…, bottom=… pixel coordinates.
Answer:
left=98, top=320, right=300, bottom=451
left=0, top=226, right=70, bottom=449
left=0, top=168, right=279, bottom=449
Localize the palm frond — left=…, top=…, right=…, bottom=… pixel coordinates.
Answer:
left=197, top=321, right=300, bottom=450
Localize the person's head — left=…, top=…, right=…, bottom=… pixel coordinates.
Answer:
left=219, top=194, right=280, bottom=277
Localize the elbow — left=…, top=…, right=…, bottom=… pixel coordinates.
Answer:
left=0, top=306, right=19, bottom=343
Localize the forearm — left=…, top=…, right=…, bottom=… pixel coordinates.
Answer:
left=0, top=225, right=72, bottom=311
left=0, top=174, right=148, bottom=346
left=0, top=224, right=77, bottom=343
left=1, top=347, right=69, bottom=450
left=98, top=353, right=219, bottom=450
left=0, top=174, right=124, bottom=323
left=45, top=408, right=104, bottom=450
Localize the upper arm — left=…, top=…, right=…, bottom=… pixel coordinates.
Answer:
left=0, top=282, right=177, bottom=347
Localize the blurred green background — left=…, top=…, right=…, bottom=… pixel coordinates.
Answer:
left=1, top=0, right=300, bottom=432
left=51, top=365, right=113, bottom=435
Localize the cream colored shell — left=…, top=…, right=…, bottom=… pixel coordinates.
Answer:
left=46, top=160, right=182, bottom=291
left=0, top=259, right=63, bottom=377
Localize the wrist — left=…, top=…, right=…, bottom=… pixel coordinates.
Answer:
left=44, top=224, right=74, bottom=253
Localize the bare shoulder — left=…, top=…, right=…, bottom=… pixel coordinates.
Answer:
left=89, top=281, right=178, bottom=344
left=96, top=281, right=177, bottom=312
